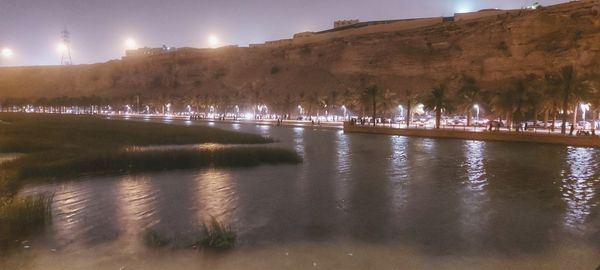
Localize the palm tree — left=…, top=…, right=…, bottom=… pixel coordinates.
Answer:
left=560, top=65, right=576, bottom=134
left=588, top=87, right=600, bottom=135
left=541, top=73, right=562, bottom=131
left=402, top=89, right=419, bottom=128
left=378, top=88, right=400, bottom=126
left=363, top=84, right=380, bottom=126
left=557, top=65, right=597, bottom=134
left=304, top=91, right=320, bottom=119
left=423, top=84, right=453, bottom=129
left=456, top=75, right=481, bottom=126
left=490, top=88, right=515, bottom=130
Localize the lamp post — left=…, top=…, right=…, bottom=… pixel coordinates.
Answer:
left=581, top=103, right=590, bottom=126
left=398, top=105, right=404, bottom=127
left=473, top=104, right=480, bottom=130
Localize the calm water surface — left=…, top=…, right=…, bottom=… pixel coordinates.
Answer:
left=6, top=119, right=600, bottom=269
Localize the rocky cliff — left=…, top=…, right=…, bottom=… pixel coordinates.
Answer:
left=1, top=0, right=600, bottom=102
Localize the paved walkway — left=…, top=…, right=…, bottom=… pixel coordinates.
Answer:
left=345, top=123, right=600, bottom=148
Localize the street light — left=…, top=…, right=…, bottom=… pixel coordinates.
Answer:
left=57, top=42, right=68, bottom=53
left=473, top=104, right=480, bottom=124
left=581, top=103, right=590, bottom=122
left=208, top=34, right=220, bottom=48
left=125, top=38, right=137, bottom=50
left=1, top=48, right=13, bottom=58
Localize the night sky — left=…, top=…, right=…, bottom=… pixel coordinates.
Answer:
left=1, top=0, right=565, bottom=66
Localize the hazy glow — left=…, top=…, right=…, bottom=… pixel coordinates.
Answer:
left=57, top=42, right=68, bottom=53
left=125, top=38, right=137, bottom=50
left=456, top=2, right=474, bottom=13
left=208, top=34, right=220, bottom=48
left=1, top=47, right=13, bottom=58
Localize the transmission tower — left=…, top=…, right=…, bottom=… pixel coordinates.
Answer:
left=60, top=25, right=72, bottom=65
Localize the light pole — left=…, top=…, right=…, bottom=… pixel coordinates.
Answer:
left=397, top=105, right=404, bottom=127
left=473, top=104, right=480, bottom=124
left=581, top=103, right=590, bottom=125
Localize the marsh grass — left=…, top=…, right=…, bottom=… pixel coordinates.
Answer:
left=143, top=229, right=171, bottom=248
left=0, top=113, right=301, bottom=195
left=198, top=217, right=236, bottom=250
left=6, top=147, right=301, bottom=180
left=0, top=194, right=53, bottom=241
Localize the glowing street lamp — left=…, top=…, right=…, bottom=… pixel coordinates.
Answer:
left=57, top=42, right=68, bottom=53
left=1, top=47, right=13, bottom=58
left=473, top=104, right=480, bottom=124
left=581, top=103, right=590, bottom=122
left=125, top=38, right=137, bottom=50
left=208, top=34, right=220, bottom=48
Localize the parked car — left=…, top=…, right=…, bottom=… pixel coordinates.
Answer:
left=577, top=121, right=592, bottom=129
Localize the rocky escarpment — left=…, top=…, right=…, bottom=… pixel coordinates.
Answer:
left=1, top=0, right=600, bottom=101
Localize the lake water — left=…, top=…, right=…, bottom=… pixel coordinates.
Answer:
left=4, top=119, right=600, bottom=269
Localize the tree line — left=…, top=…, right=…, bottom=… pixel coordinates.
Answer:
left=1, top=65, right=598, bottom=135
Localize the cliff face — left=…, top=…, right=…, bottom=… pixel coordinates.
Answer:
left=2, top=0, right=600, bottom=100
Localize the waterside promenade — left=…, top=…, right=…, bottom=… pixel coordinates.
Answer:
left=101, top=113, right=600, bottom=147
left=344, top=122, right=600, bottom=148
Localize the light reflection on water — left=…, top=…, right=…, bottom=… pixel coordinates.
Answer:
left=333, top=130, right=351, bottom=212
left=115, top=175, right=157, bottom=251
left=16, top=120, right=600, bottom=261
left=195, top=169, right=237, bottom=225
left=459, top=140, right=489, bottom=245
left=292, top=127, right=304, bottom=157
left=561, top=147, right=598, bottom=231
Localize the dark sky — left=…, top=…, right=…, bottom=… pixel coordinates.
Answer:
left=0, top=0, right=565, bottom=66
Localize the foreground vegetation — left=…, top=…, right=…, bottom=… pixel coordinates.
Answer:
left=0, top=113, right=301, bottom=242
left=142, top=217, right=236, bottom=251
left=0, top=194, right=53, bottom=244
left=199, top=217, right=236, bottom=250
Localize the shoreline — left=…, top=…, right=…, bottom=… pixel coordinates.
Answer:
left=105, top=113, right=344, bottom=130
left=8, top=113, right=600, bottom=147
left=344, top=122, right=600, bottom=148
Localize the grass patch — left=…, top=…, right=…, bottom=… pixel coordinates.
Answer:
left=0, top=194, right=53, bottom=242
left=0, top=113, right=301, bottom=193
left=143, top=229, right=171, bottom=248
left=197, top=217, right=236, bottom=250
left=5, top=147, right=302, bottom=180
